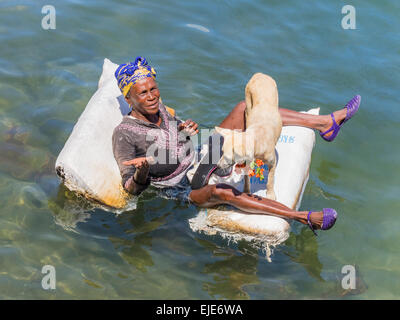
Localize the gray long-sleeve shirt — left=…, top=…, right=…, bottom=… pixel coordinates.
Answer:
left=112, top=103, right=193, bottom=191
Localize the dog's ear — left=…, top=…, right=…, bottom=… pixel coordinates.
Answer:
left=231, top=130, right=251, bottom=163
left=217, top=132, right=234, bottom=168
left=243, top=130, right=255, bottom=160
left=231, top=130, right=242, bottom=156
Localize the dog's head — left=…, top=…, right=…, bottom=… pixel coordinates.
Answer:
left=215, top=127, right=254, bottom=169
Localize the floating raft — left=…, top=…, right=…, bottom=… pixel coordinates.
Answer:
left=55, top=58, right=318, bottom=253
left=188, top=108, right=318, bottom=252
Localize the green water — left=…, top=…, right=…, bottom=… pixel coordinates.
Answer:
left=0, top=0, right=399, bottom=299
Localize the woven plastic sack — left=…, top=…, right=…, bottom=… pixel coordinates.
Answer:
left=55, top=58, right=131, bottom=209
left=188, top=108, right=319, bottom=253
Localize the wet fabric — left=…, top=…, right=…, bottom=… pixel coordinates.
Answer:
left=157, top=175, right=193, bottom=204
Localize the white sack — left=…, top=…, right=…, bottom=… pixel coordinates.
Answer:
left=55, top=58, right=131, bottom=209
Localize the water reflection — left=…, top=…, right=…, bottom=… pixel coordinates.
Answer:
left=316, top=264, right=368, bottom=299
left=316, top=159, right=340, bottom=185
left=195, top=226, right=323, bottom=299
left=196, top=238, right=260, bottom=300
left=48, top=184, right=93, bottom=232
left=47, top=183, right=173, bottom=274
left=339, top=265, right=368, bottom=297
left=283, top=229, right=368, bottom=298
left=306, top=175, right=345, bottom=203
left=109, top=197, right=173, bottom=273
left=46, top=180, right=369, bottom=299
left=109, top=233, right=155, bottom=273
left=282, top=228, right=324, bottom=282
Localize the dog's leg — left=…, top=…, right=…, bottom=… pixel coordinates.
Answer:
left=244, top=175, right=251, bottom=194
left=266, top=155, right=277, bottom=200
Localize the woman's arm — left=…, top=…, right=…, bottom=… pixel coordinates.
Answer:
left=112, top=129, right=150, bottom=195
left=123, top=157, right=151, bottom=195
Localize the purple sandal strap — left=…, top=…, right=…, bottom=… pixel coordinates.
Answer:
left=319, top=113, right=340, bottom=142
left=307, top=209, right=338, bottom=235
left=319, top=95, right=361, bottom=143
left=320, top=113, right=339, bottom=135
left=307, top=211, right=318, bottom=236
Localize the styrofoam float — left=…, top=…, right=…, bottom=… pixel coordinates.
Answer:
left=56, top=58, right=317, bottom=249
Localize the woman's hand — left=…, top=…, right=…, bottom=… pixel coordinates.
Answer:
left=178, top=119, right=199, bottom=136
left=122, top=157, right=153, bottom=189
left=123, top=156, right=152, bottom=181
left=122, top=156, right=152, bottom=168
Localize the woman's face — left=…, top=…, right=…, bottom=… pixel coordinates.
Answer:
left=126, top=77, right=160, bottom=116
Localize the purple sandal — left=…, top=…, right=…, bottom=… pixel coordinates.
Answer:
left=307, top=208, right=338, bottom=236
left=320, top=95, right=361, bottom=142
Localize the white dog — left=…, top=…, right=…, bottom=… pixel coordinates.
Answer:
left=215, top=73, right=282, bottom=200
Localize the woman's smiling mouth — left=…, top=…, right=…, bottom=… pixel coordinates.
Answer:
left=146, top=101, right=159, bottom=109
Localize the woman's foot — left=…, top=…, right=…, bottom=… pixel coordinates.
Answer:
left=319, top=109, right=347, bottom=140
left=319, top=95, right=361, bottom=141
left=300, top=208, right=338, bottom=236
left=300, top=211, right=324, bottom=228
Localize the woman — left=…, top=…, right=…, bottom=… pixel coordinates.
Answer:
left=112, top=57, right=361, bottom=236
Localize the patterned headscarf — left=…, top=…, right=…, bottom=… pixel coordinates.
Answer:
left=115, top=56, right=157, bottom=97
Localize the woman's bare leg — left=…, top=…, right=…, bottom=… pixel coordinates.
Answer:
left=218, top=101, right=247, bottom=130
left=279, top=107, right=347, bottom=139
left=189, top=184, right=324, bottom=228
left=209, top=99, right=343, bottom=229
left=218, top=100, right=348, bottom=140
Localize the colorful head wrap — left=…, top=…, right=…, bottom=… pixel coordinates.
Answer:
left=115, top=56, right=157, bottom=97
